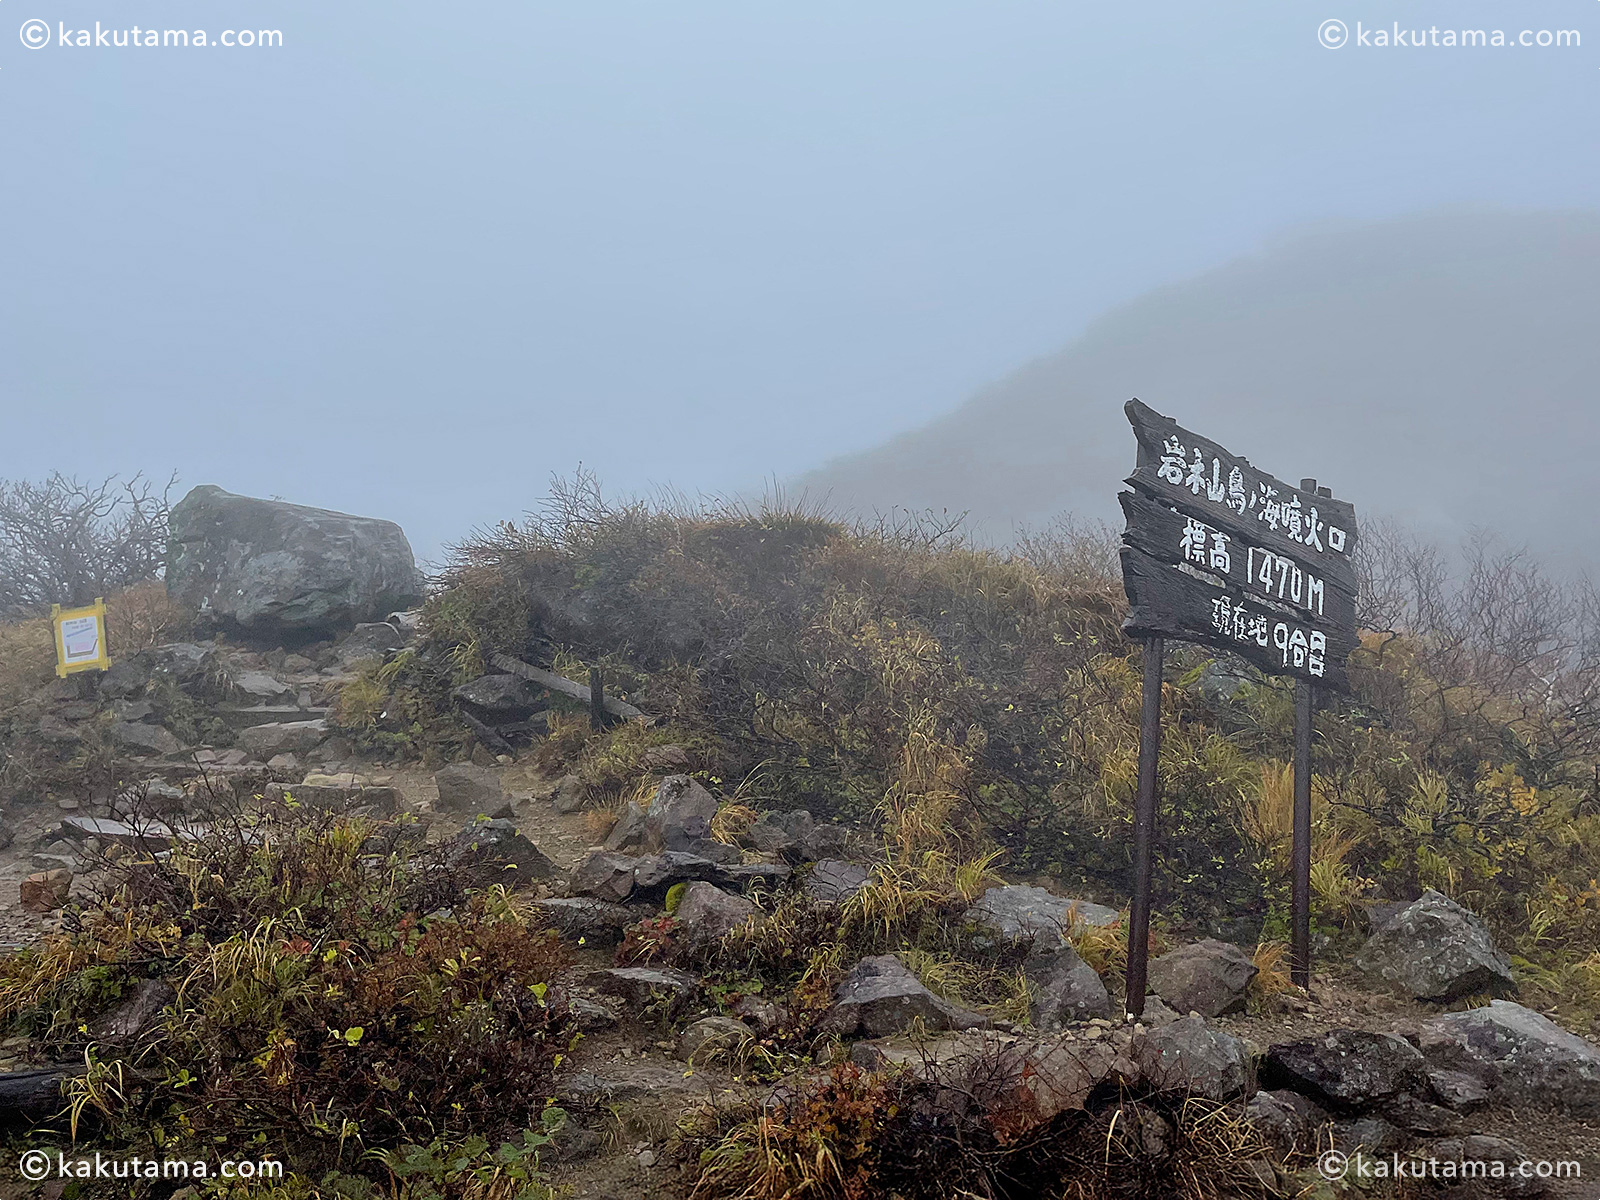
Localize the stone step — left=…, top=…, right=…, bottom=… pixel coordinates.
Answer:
left=214, top=705, right=332, bottom=729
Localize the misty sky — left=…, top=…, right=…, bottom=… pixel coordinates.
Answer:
left=3, top=2, right=1596, bottom=560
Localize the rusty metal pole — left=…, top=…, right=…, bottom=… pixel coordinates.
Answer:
left=1292, top=678, right=1314, bottom=990
left=1290, top=477, right=1319, bottom=991
left=589, top=667, right=605, bottom=732
left=1126, top=635, right=1163, bottom=1018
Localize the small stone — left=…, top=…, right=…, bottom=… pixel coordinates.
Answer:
left=636, top=1149, right=657, bottom=1169
left=20, top=869, right=72, bottom=913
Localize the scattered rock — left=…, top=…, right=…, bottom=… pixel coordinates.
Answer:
left=561, top=991, right=622, bottom=1032
left=1147, top=939, right=1257, bottom=1018
left=603, top=801, right=650, bottom=853
left=646, top=775, right=718, bottom=852
left=570, top=851, right=642, bottom=903
left=805, top=859, right=870, bottom=904
left=262, top=779, right=401, bottom=815
left=569, top=850, right=788, bottom=902
left=1134, top=1015, right=1250, bottom=1100
left=448, top=819, right=555, bottom=890
left=821, top=954, right=989, bottom=1038
left=1334, top=1115, right=1406, bottom=1155
left=560, top=1062, right=700, bottom=1105
left=232, top=670, right=295, bottom=701
left=86, top=980, right=176, bottom=1046
left=166, top=485, right=423, bottom=636
left=336, top=622, right=407, bottom=664
left=1413, top=1135, right=1552, bottom=1199
left=674, top=882, right=760, bottom=946
left=36, top=713, right=83, bottom=744
left=551, top=774, right=587, bottom=814
left=20, top=869, right=71, bottom=913
left=433, top=763, right=504, bottom=814
left=453, top=673, right=546, bottom=721
left=1134, top=996, right=1182, bottom=1027
left=677, top=1016, right=753, bottom=1065
left=1027, top=947, right=1112, bottom=1027
left=238, top=720, right=328, bottom=759
left=1426, top=1067, right=1491, bottom=1113
left=1420, top=999, right=1600, bottom=1115
left=266, top=753, right=301, bottom=774
left=101, top=642, right=217, bottom=700
left=1246, top=1089, right=1330, bottom=1157
left=585, top=967, right=699, bottom=1016
left=1355, top=889, right=1516, bottom=1002
left=1262, top=1029, right=1429, bottom=1111
left=109, top=721, right=183, bottom=756
left=983, top=1034, right=1142, bottom=1124
left=732, top=994, right=786, bottom=1036
left=533, top=897, right=636, bottom=946
left=966, top=884, right=1120, bottom=954
left=739, top=809, right=847, bottom=861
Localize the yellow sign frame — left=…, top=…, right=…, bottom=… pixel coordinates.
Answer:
left=52, top=597, right=112, bottom=677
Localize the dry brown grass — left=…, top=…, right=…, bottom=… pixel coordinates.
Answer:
left=0, top=612, right=54, bottom=711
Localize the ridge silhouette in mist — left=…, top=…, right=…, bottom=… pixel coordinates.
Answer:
left=796, top=208, right=1599, bottom=566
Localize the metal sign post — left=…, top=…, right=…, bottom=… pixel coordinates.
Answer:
left=1118, top=401, right=1357, bottom=1015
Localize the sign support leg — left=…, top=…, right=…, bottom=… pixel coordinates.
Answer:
left=1291, top=677, right=1314, bottom=990
left=1126, top=636, right=1163, bottom=1019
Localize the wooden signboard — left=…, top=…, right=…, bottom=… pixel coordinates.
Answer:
left=1117, top=399, right=1361, bottom=1011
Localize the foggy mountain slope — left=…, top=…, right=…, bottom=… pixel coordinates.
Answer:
left=795, top=208, right=1600, bottom=563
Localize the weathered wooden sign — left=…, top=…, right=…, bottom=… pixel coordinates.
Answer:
left=1117, top=398, right=1362, bottom=1013
left=1118, top=400, right=1359, bottom=693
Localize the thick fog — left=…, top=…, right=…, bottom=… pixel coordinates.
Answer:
left=2, top=3, right=1597, bottom=559
left=799, top=209, right=1600, bottom=566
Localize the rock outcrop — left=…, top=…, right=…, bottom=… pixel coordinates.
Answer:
left=166, top=486, right=422, bottom=637
left=1420, top=1000, right=1600, bottom=1115
left=965, top=884, right=1119, bottom=953
left=1147, top=939, right=1257, bottom=1017
left=1354, top=889, right=1516, bottom=1002
left=821, top=954, right=989, bottom=1038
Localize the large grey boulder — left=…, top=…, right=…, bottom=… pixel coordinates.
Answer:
left=239, top=720, right=328, bottom=759
left=434, top=763, right=504, bottom=814
left=1262, top=1029, right=1429, bottom=1111
left=1420, top=1000, right=1600, bottom=1115
left=447, top=818, right=555, bottom=891
left=965, top=885, right=1119, bottom=955
left=1246, top=1089, right=1330, bottom=1157
left=569, top=851, right=641, bottom=903
left=820, top=954, right=989, bottom=1038
left=453, top=674, right=546, bottom=721
left=1134, top=1015, right=1250, bottom=1101
left=1354, top=889, right=1516, bottom=1002
left=674, top=881, right=760, bottom=946
left=1027, top=947, right=1112, bottom=1027
left=532, top=897, right=636, bottom=946
left=109, top=722, right=183, bottom=756
left=1147, top=939, right=1257, bottom=1017
left=645, top=775, right=718, bottom=851
left=166, top=486, right=422, bottom=636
